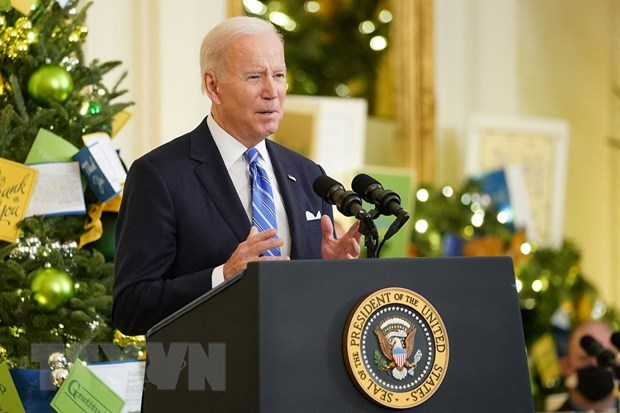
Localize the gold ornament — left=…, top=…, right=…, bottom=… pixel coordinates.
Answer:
left=48, top=352, right=69, bottom=370
left=68, top=31, right=79, bottom=42
left=9, top=326, right=25, bottom=337
left=14, top=17, right=32, bottom=32
left=52, top=368, right=69, bottom=387
left=48, top=352, right=72, bottom=387
left=0, top=345, right=13, bottom=367
left=0, top=17, right=35, bottom=60
left=113, top=329, right=146, bottom=348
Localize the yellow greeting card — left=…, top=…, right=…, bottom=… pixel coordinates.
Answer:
left=10, top=0, right=36, bottom=15
left=0, top=158, right=38, bottom=242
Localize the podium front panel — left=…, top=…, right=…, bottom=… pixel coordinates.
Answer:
left=145, top=257, right=534, bottom=412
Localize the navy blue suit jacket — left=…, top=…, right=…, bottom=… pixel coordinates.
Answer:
left=112, top=118, right=333, bottom=335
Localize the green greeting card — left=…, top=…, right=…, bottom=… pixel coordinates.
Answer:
left=50, top=360, right=124, bottom=413
left=25, top=129, right=79, bottom=165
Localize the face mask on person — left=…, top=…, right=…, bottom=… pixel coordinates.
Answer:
left=569, top=365, right=615, bottom=402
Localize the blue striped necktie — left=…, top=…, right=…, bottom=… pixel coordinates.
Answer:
left=246, top=147, right=280, bottom=256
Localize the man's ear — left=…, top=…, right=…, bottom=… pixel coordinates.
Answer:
left=204, top=72, right=221, bottom=104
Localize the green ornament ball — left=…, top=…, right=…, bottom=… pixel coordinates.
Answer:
left=30, top=267, right=75, bottom=312
left=27, top=64, right=74, bottom=106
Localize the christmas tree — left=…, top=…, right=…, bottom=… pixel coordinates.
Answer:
left=0, top=0, right=135, bottom=369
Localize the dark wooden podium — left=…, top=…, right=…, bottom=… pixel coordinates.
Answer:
left=143, top=257, right=534, bottom=412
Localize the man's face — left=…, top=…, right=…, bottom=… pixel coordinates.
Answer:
left=208, top=32, right=286, bottom=147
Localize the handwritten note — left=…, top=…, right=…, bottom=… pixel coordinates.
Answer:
left=25, top=162, right=86, bottom=217
left=0, top=158, right=38, bottom=242
left=88, top=361, right=145, bottom=413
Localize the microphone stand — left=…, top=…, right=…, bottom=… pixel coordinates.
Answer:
left=356, top=210, right=379, bottom=258
left=356, top=209, right=411, bottom=259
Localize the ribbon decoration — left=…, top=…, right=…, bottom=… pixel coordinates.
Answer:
left=78, top=193, right=122, bottom=248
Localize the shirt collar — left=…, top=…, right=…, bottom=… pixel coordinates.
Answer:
left=206, top=115, right=271, bottom=168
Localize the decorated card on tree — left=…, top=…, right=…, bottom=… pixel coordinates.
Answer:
left=25, top=161, right=86, bottom=217
left=0, top=157, right=38, bottom=242
left=73, top=133, right=126, bottom=202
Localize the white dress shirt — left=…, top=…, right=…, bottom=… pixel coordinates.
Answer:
left=207, top=116, right=291, bottom=288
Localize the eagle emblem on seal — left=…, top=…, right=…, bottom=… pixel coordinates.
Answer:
left=374, top=317, right=423, bottom=380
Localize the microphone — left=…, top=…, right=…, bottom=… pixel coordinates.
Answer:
left=312, top=175, right=366, bottom=218
left=351, top=173, right=407, bottom=217
left=580, top=335, right=616, bottom=368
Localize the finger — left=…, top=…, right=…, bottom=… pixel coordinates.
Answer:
left=248, top=227, right=278, bottom=242
left=346, top=219, right=362, bottom=239
left=351, top=238, right=361, bottom=256
left=249, top=226, right=259, bottom=237
left=321, top=215, right=334, bottom=240
left=251, top=236, right=284, bottom=256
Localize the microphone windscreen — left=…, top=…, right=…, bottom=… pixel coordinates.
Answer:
left=351, top=173, right=377, bottom=196
left=580, top=335, right=602, bottom=356
left=313, top=175, right=340, bottom=198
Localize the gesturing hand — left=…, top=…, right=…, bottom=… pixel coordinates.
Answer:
left=320, top=215, right=362, bottom=260
left=223, top=227, right=289, bottom=280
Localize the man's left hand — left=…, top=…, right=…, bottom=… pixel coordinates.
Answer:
left=320, top=215, right=362, bottom=259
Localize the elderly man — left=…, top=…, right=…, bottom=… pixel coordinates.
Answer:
left=112, top=16, right=361, bottom=335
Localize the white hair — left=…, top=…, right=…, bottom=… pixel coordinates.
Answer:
left=199, top=16, right=283, bottom=90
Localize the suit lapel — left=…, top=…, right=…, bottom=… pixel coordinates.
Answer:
left=267, top=140, right=305, bottom=259
left=190, top=120, right=249, bottom=243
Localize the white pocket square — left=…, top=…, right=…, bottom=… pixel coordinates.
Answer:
left=305, top=210, right=321, bottom=221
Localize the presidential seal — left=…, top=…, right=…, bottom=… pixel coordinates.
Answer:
left=343, top=287, right=449, bottom=409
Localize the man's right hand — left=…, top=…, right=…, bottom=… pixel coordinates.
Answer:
left=223, top=226, right=289, bottom=280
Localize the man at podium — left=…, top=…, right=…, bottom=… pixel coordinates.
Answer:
left=112, top=16, right=362, bottom=335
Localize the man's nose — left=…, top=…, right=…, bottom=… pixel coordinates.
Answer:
left=261, top=77, right=278, bottom=99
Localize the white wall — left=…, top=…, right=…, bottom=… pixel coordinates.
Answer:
left=85, top=0, right=226, bottom=166
left=435, top=0, right=519, bottom=185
